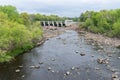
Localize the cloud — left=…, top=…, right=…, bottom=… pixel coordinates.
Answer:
left=0, top=0, right=120, bottom=17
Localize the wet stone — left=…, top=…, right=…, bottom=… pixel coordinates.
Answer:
left=34, top=65, right=40, bottom=69
left=80, top=52, right=85, bottom=56
left=111, top=68, right=118, bottom=72
left=95, top=67, right=100, bottom=70
left=29, top=66, right=35, bottom=68
left=75, top=51, right=79, bottom=53
left=22, top=75, right=25, bottom=78
left=51, top=70, right=55, bottom=73
left=118, top=57, right=120, bottom=59
left=57, top=37, right=61, bottom=39
left=48, top=67, right=52, bottom=71
left=97, top=58, right=109, bottom=64
left=51, top=58, right=55, bottom=61
left=15, top=69, right=20, bottom=73
left=91, top=55, right=94, bottom=57
left=66, top=71, right=70, bottom=75
left=108, top=54, right=113, bottom=57
left=112, top=74, right=118, bottom=78
left=39, top=62, right=44, bottom=64
left=71, top=66, right=75, bottom=70
left=18, top=66, right=23, bottom=68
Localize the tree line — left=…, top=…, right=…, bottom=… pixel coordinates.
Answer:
left=79, top=9, right=120, bottom=38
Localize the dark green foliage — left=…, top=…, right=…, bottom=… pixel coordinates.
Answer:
left=79, top=9, right=120, bottom=38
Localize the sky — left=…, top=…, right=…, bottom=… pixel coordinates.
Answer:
left=0, top=0, right=120, bottom=17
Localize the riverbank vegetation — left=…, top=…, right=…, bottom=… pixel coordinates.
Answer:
left=79, top=9, right=120, bottom=38
left=0, top=5, right=44, bottom=62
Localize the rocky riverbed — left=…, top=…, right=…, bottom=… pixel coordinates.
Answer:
left=43, top=26, right=65, bottom=39
left=84, top=32, right=120, bottom=48
left=0, top=29, right=120, bottom=80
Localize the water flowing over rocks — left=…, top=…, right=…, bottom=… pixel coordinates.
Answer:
left=0, top=29, right=120, bottom=80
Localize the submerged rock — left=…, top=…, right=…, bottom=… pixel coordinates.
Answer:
left=71, top=66, right=75, bottom=70
left=22, top=75, right=25, bottom=78
left=39, top=62, right=44, bottom=64
left=91, top=55, right=94, bottom=57
left=51, top=58, right=55, bottom=61
left=95, top=67, right=100, bottom=70
left=75, top=51, right=79, bottom=53
left=80, top=52, right=85, bottom=56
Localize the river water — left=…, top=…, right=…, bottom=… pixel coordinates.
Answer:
left=0, top=30, right=120, bottom=80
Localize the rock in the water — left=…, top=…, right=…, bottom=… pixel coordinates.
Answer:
left=97, top=58, right=109, bottom=64
left=118, top=57, right=120, bottom=59
left=112, top=74, right=118, bottom=78
left=111, top=68, right=118, bottom=72
left=52, top=58, right=55, bottom=61
left=22, top=75, right=25, bottom=78
left=91, top=55, right=94, bottom=57
left=18, top=66, right=23, bottom=68
left=117, top=45, right=120, bottom=49
left=71, top=66, right=75, bottom=70
left=15, top=69, right=20, bottom=73
left=97, top=58, right=104, bottom=64
left=95, top=67, right=100, bottom=70
left=75, top=51, right=79, bottom=53
left=57, top=37, right=61, bottom=39
left=35, top=65, right=40, bottom=69
left=39, top=62, right=44, bottom=64
left=66, top=71, right=70, bottom=75
left=48, top=67, right=52, bottom=70
left=29, top=66, right=35, bottom=68
left=51, top=70, right=55, bottom=73
left=80, top=53, right=85, bottom=56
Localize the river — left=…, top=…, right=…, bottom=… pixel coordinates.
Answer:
left=0, top=30, right=120, bottom=80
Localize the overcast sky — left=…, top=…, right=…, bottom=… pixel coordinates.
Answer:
left=0, top=0, right=120, bottom=17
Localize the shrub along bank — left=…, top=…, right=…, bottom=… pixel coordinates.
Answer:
left=0, top=5, right=43, bottom=62
left=79, top=9, right=120, bottom=38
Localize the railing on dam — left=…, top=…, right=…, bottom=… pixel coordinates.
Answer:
left=40, top=21, right=66, bottom=27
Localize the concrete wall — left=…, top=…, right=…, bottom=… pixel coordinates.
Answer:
left=41, top=21, right=65, bottom=27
